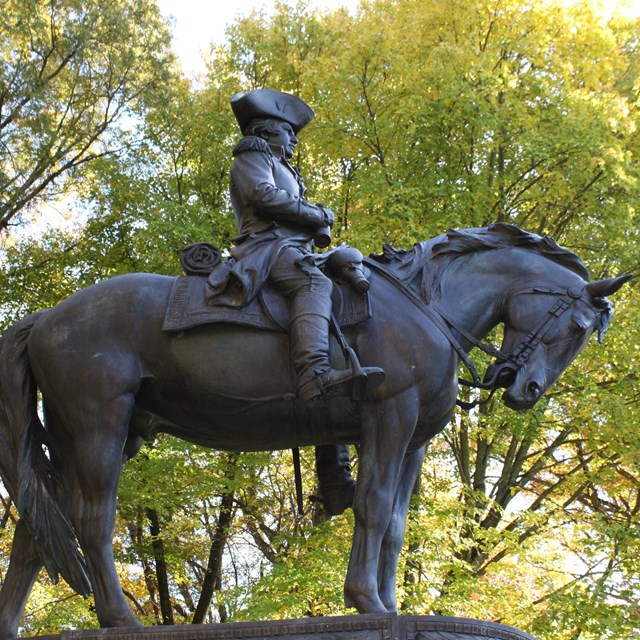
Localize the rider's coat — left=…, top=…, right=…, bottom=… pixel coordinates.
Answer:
left=208, top=136, right=330, bottom=306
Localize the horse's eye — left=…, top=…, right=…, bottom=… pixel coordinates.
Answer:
left=570, top=320, right=587, bottom=335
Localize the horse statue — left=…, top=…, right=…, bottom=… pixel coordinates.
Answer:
left=0, top=224, right=631, bottom=637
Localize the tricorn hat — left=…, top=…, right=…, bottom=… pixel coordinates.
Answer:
left=230, top=89, right=314, bottom=134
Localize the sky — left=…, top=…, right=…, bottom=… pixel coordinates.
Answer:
left=156, top=0, right=640, bottom=79
left=156, top=0, right=358, bottom=78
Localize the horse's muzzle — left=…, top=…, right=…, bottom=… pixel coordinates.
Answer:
left=483, top=360, right=519, bottom=390
left=501, top=369, right=546, bottom=410
left=484, top=360, right=545, bottom=410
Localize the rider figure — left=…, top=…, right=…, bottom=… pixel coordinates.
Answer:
left=223, top=89, right=384, bottom=408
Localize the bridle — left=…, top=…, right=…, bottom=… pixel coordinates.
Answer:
left=368, top=262, right=593, bottom=410
left=439, top=284, right=592, bottom=409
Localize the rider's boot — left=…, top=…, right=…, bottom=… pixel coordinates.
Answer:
left=315, top=444, right=356, bottom=516
left=290, top=302, right=384, bottom=407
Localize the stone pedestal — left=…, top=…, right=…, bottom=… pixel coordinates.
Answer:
left=38, top=613, right=538, bottom=640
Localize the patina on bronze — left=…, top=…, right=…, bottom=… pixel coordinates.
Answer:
left=0, top=222, right=631, bottom=637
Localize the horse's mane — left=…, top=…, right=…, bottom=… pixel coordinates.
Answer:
left=369, top=223, right=590, bottom=302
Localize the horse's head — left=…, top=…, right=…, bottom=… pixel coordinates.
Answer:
left=486, top=273, right=633, bottom=410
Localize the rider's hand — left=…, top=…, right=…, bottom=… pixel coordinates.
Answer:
left=321, top=207, right=335, bottom=228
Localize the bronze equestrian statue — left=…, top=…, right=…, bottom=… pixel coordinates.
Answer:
left=0, top=92, right=632, bottom=638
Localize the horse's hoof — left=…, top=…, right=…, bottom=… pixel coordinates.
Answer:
left=99, top=613, right=142, bottom=629
left=343, top=589, right=387, bottom=614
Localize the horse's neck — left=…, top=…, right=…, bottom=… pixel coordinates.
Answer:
left=435, top=249, right=535, bottom=342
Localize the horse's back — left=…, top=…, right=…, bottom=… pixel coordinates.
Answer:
left=24, top=273, right=301, bottom=441
left=26, top=273, right=175, bottom=400
left=32, top=272, right=172, bottom=341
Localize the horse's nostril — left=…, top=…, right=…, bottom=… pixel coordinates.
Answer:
left=528, top=380, right=541, bottom=395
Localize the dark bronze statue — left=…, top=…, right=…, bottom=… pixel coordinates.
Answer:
left=214, top=89, right=384, bottom=407
left=210, top=89, right=384, bottom=515
left=0, top=219, right=631, bottom=636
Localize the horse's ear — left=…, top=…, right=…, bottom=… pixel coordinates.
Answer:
left=586, top=274, right=634, bottom=299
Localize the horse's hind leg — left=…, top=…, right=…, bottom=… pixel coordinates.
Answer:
left=0, top=519, right=44, bottom=640
left=53, top=392, right=140, bottom=629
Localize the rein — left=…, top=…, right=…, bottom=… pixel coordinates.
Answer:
left=451, top=285, right=587, bottom=409
left=366, top=261, right=587, bottom=410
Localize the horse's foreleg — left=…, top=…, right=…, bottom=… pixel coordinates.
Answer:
left=377, top=444, right=426, bottom=611
left=344, top=394, right=418, bottom=613
left=0, top=519, right=44, bottom=640
left=62, top=394, right=140, bottom=629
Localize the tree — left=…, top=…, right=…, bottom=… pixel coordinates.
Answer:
left=211, top=1, right=639, bottom=637
left=0, top=0, right=175, bottom=232
left=0, top=0, right=638, bottom=636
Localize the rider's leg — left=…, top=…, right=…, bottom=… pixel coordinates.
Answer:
left=315, top=443, right=356, bottom=516
left=269, top=246, right=384, bottom=407
left=289, top=295, right=357, bottom=405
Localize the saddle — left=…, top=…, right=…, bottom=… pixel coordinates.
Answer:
left=162, top=243, right=372, bottom=333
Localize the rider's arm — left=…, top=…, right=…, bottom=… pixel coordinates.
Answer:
left=230, top=140, right=333, bottom=229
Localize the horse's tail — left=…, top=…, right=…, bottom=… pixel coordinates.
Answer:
left=0, top=312, right=92, bottom=596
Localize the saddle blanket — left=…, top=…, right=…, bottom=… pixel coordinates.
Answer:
left=162, top=275, right=371, bottom=333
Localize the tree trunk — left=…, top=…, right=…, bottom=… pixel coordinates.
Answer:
left=192, top=490, right=235, bottom=624
left=147, top=508, right=174, bottom=625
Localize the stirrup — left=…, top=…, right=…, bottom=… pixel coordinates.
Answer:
left=348, top=366, right=385, bottom=401
left=300, top=366, right=385, bottom=407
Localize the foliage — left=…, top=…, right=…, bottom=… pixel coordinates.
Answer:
left=0, top=0, right=176, bottom=232
left=235, top=514, right=354, bottom=620
left=218, top=0, right=640, bottom=261
left=0, top=0, right=638, bottom=638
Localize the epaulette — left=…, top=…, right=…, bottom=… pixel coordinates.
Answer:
left=232, top=136, right=272, bottom=157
